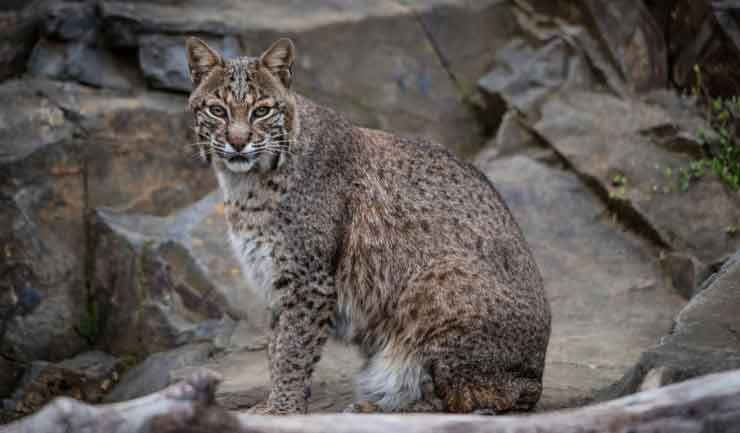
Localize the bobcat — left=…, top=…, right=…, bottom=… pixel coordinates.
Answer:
left=185, top=37, right=550, bottom=415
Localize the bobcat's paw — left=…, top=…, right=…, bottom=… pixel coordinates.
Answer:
left=246, top=401, right=282, bottom=415
left=343, top=401, right=382, bottom=413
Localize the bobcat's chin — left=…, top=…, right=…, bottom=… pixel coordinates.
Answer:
left=224, top=157, right=255, bottom=173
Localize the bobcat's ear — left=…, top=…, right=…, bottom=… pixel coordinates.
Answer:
left=186, top=37, right=223, bottom=87
left=260, top=38, right=295, bottom=88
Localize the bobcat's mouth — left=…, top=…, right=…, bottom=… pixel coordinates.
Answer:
left=224, top=153, right=255, bottom=173
left=227, top=154, right=251, bottom=163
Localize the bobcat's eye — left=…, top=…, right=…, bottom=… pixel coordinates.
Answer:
left=252, top=106, right=271, bottom=118
left=208, top=105, right=227, bottom=118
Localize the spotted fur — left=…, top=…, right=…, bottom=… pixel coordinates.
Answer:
left=185, top=37, right=551, bottom=415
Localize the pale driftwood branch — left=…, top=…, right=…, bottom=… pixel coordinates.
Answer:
left=0, top=370, right=223, bottom=433
left=2, top=369, right=740, bottom=433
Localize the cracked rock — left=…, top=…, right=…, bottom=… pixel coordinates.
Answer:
left=534, top=91, right=740, bottom=265
left=91, top=192, right=265, bottom=357
left=478, top=156, right=685, bottom=408
left=603, top=249, right=740, bottom=398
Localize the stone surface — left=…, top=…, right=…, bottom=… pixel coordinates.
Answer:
left=91, top=192, right=265, bottom=357
left=41, top=1, right=96, bottom=41
left=105, top=343, right=214, bottom=403
left=0, top=80, right=88, bottom=364
left=172, top=341, right=362, bottom=413
left=81, top=91, right=214, bottom=216
left=660, top=252, right=712, bottom=299
left=603, top=249, right=740, bottom=399
left=478, top=156, right=685, bottom=409
left=668, top=0, right=740, bottom=97
left=579, top=0, right=668, bottom=92
left=0, top=5, right=40, bottom=81
left=1, top=351, right=121, bottom=421
left=409, top=0, right=519, bottom=96
left=478, top=36, right=595, bottom=117
left=475, top=109, right=558, bottom=165
left=27, top=38, right=137, bottom=90
left=138, top=35, right=241, bottom=93
left=534, top=91, right=740, bottom=265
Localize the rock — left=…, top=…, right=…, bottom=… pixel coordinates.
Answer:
left=534, top=91, right=740, bottom=265
left=0, top=5, right=41, bottom=81
left=1, top=351, right=121, bottom=421
left=406, top=0, right=520, bottom=95
left=0, top=79, right=89, bottom=364
left=475, top=110, right=558, bottom=166
left=41, top=1, right=96, bottom=41
left=138, top=35, right=241, bottom=92
left=27, top=0, right=138, bottom=90
left=81, top=91, right=214, bottom=215
left=105, top=343, right=214, bottom=403
left=578, top=0, right=668, bottom=92
left=603, top=249, right=740, bottom=398
left=171, top=341, right=362, bottom=412
left=667, top=0, right=740, bottom=97
left=478, top=36, right=595, bottom=118
left=27, top=38, right=137, bottom=91
left=478, top=156, right=685, bottom=409
left=91, top=192, right=265, bottom=357
left=98, top=0, right=505, bottom=153
left=660, top=252, right=712, bottom=299
left=1, top=76, right=218, bottom=365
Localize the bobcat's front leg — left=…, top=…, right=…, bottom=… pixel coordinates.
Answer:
left=248, top=274, right=336, bottom=415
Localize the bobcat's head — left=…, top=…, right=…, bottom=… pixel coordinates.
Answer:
left=186, top=37, right=297, bottom=173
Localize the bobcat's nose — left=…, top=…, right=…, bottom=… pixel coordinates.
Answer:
left=227, top=125, right=251, bottom=152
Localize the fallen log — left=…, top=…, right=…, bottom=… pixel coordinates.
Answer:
left=2, top=368, right=740, bottom=433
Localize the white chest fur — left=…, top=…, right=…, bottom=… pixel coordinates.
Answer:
left=229, top=229, right=275, bottom=303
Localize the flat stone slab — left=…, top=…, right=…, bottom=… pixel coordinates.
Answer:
left=173, top=341, right=363, bottom=413
left=478, top=156, right=686, bottom=409
left=534, top=91, right=740, bottom=265
left=603, top=249, right=740, bottom=398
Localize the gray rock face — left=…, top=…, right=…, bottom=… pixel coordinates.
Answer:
left=105, top=343, right=214, bottom=403
left=0, top=77, right=216, bottom=372
left=92, top=192, right=264, bottom=357
left=534, top=91, right=740, bottom=266
left=27, top=38, right=137, bottom=91
left=0, top=80, right=88, bottom=364
left=478, top=37, right=595, bottom=117
left=41, top=2, right=96, bottom=41
left=479, top=156, right=685, bottom=408
left=138, top=35, right=241, bottom=93
left=603, top=250, right=740, bottom=398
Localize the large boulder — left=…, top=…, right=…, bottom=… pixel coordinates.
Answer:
left=478, top=156, right=685, bottom=408
left=603, top=249, right=740, bottom=398
left=1, top=76, right=216, bottom=367
left=91, top=191, right=264, bottom=357
left=0, top=79, right=89, bottom=364
left=534, top=91, right=740, bottom=267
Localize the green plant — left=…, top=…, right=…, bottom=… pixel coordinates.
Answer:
left=689, top=66, right=740, bottom=190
